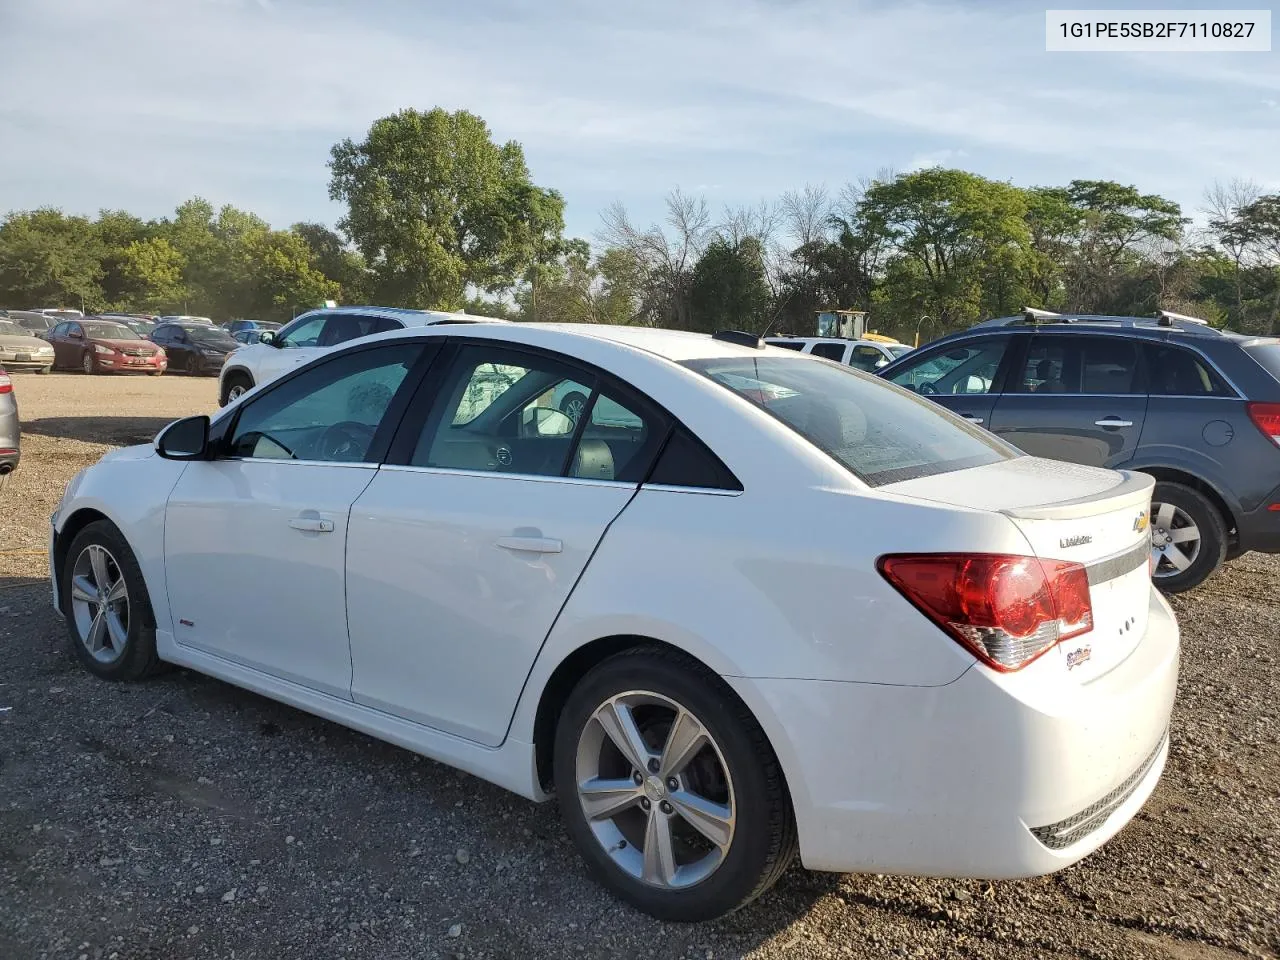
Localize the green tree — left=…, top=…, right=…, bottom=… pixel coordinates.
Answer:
left=0, top=208, right=104, bottom=310
left=94, top=210, right=151, bottom=307
left=291, top=222, right=369, bottom=302
left=242, top=230, right=341, bottom=320
left=328, top=108, right=566, bottom=308
left=688, top=237, right=770, bottom=333
left=119, top=237, right=188, bottom=312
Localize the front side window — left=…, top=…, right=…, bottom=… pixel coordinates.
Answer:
left=227, top=343, right=422, bottom=462
left=413, top=345, right=661, bottom=482
left=1014, top=336, right=1141, bottom=395
left=686, top=356, right=1015, bottom=486
left=885, top=337, right=1007, bottom=396
left=51, top=323, right=68, bottom=337
left=848, top=345, right=888, bottom=372
left=279, top=313, right=328, bottom=348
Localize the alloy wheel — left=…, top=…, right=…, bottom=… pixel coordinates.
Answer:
left=82, top=353, right=94, bottom=374
left=562, top=396, right=586, bottom=424
left=69, top=544, right=130, bottom=663
left=227, top=383, right=248, bottom=401
left=1150, top=500, right=1202, bottom=578
left=575, top=691, right=735, bottom=889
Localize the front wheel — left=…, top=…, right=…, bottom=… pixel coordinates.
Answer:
left=37, top=365, right=52, bottom=375
left=559, top=391, right=588, bottom=424
left=554, top=647, right=796, bottom=922
left=1150, top=482, right=1227, bottom=593
left=61, top=520, right=165, bottom=680
left=220, top=371, right=253, bottom=406
left=82, top=352, right=96, bottom=375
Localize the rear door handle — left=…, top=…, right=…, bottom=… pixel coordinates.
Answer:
left=288, top=516, right=334, bottom=533
left=1095, top=418, right=1134, bottom=428
left=495, top=536, right=563, bottom=554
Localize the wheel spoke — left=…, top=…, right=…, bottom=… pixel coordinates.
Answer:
left=104, top=575, right=128, bottom=604
left=578, top=777, right=643, bottom=821
left=1155, top=502, right=1175, bottom=530
left=1167, top=547, right=1192, bottom=571
left=89, top=545, right=113, bottom=593
left=641, top=810, right=677, bottom=885
left=71, top=575, right=97, bottom=604
left=668, top=790, right=733, bottom=850
left=86, top=609, right=108, bottom=653
left=104, top=610, right=128, bottom=650
left=594, top=699, right=655, bottom=772
left=1169, top=526, right=1199, bottom=544
left=658, top=709, right=708, bottom=778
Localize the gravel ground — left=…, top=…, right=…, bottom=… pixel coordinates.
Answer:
left=1, top=371, right=1277, bottom=960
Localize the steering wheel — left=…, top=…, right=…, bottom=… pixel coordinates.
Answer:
left=919, top=381, right=939, bottom=396
left=318, top=421, right=378, bottom=461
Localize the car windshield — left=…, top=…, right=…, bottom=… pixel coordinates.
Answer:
left=684, top=355, right=1015, bottom=486
left=46, top=310, right=82, bottom=321
left=188, top=327, right=238, bottom=347
left=83, top=323, right=140, bottom=340
left=0, top=320, right=28, bottom=335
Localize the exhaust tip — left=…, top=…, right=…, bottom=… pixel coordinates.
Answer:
left=0, top=463, right=14, bottom=476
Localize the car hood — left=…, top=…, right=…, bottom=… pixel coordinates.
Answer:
left=0, top=333, right=53, bottom=350
left=189, top=340, right=238, bottom=352
left=94, top=338, right=159, bottom=352
left=98, top=443, right=157, bottom=464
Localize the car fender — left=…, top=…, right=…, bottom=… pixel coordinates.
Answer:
left=1124, top=449, right=1243, bottom=520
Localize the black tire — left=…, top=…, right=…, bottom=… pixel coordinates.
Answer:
left=559, top=391, right=589, bottom=423
left=553, top=646, right=796, bottom=922
left=81, top=351, right=96, bottom=375
left=37, top=365, right=52, bottom=375
left=220, top=370, right=253, bottom=407
left=60, top=520, right=166, bottom=681
left=1151, top=481, right=1227, bottom=593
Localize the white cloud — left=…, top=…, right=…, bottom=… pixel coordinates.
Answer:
left=2, top=0, right=1277, bottom=235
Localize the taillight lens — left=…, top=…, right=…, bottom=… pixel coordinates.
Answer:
left=1247, top=402, right=1280, bottom=447
left=0, top=370, right=10, bottom=394
left=878, top=553, right=1093, bottom=672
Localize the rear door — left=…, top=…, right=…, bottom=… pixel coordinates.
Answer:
left=345, top=340, right=667, bottom=746
left=988, top=334, right=1148, bottom=468
left=880, top=333, right=1016, bottom=429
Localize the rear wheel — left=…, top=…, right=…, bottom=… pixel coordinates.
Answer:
left=554, top=647, right=796, bottom=922
left=1150, top=482, right=1226, bottom=593
left=559, top=391, right=588, bottom=424
left=220, top=371, right=253, bottom=406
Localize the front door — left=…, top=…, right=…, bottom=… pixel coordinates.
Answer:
left=163, top=340, right=428, bottom=698
left=988, top=334, right=1148, bottom=468
left=880, top=333, right=1014, bottom=429
left=346, top=342, right=664, bottom=745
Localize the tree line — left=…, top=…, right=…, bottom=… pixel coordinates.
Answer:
left=4, top=107, right=1280, bottom=342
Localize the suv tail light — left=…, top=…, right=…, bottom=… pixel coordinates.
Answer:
left=1247, top=402, right=1280, bottom=447
left=0, top=369, right=10, bottom=394
left=878, top=553, right=1093, bottom=672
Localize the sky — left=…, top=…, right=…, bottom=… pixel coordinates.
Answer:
left=2, top=0, right=1279, bottom=243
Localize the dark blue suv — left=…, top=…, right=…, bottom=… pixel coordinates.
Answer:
left=877, top=310, right=1280, bottom=592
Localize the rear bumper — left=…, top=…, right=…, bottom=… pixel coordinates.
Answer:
left=1236, top=484, right=1280, bottom=553
left=729, top=586, right=1179, bottom=878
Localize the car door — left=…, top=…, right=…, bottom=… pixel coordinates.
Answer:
left=163, top=340, right=432, bottom=698
left=163, top=327, right=191, bottom=369
left=255, top=311, right=331, bottom=384
left=345, top=340, right=667, bottom=746
left=880, top=334, right=1015, bottom=428
left=987, top=334, right=1148, bottom=467
left=847, top=343, right=890, bottom=373
left=47, top=323, right=68, bottom=364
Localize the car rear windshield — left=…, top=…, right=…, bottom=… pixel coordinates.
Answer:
left=684, top=355, right=1015, bottom=486
left=1242, top=341, right=1280, bottom=384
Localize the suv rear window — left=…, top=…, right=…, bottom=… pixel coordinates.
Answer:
left=684, top=356, right=1015, bottom=486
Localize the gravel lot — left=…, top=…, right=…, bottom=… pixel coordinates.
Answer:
left=1, top=371, right=1277, bottom=960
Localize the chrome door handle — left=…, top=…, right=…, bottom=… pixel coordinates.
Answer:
left=1095, top=418, right=1134, bottom=428
left=288, top=517, right=334, bottom=533
left=962, top=416, right=984, bottom=424
left=495, top=536, right=563, bottom=554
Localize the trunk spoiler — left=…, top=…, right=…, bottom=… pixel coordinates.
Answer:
left=999, top=470, right=1155, bottom=521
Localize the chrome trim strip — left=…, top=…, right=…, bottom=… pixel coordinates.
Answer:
left=377, top=464, right=637, bottom=489
left=640, top=483, right=744, bottom=497
left=1085, top=540, right=1150, bottom=586
left=217, top=458, right=377, bottom=470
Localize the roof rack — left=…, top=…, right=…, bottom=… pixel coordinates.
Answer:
left=973, top=310, right=1224, bottom=336
left=1155, top=309, right=1209, bottom=327
left=1022, top=306, right=1063, bottom=323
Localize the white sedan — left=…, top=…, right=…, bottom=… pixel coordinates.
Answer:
left=51, top=322, right=1178, bottom=921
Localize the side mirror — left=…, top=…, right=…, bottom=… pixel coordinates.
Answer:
left=263, top=332, right=281, bottom=347
left=155, top=415, right=210, bottom=460
left=68, top=330, right=83, bottom=339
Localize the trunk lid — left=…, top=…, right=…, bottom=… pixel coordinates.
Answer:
left=883, top=456, right=1153, bottom=683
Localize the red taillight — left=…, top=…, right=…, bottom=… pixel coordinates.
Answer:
left=1247, top=402, right=1280, bottom=447
left=0, top=371, right=11, bottom=394
left=878, top=553, right=1093, bottom=672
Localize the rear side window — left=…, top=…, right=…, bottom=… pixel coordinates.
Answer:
left=684, top=356, right=1015, bottom=486
left=1146, top=344, right=1233, bottom=397
left=1242, top=341, right=1280, bottom=386
left=646, top=428, right=742, bottom=491
left=809, top=342, right=846, bottom=361
left=767, top=341, right=806, bottom=351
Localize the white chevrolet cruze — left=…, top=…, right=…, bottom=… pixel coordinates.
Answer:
left=51, top=321, right=1178, bottom=921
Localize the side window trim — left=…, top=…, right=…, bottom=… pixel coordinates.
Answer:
left=211, top=339, right=439, bottom=465
left=1145, top=341, right=1240, bottom=399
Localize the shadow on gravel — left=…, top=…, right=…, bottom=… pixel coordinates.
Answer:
left=22, top=416, right=176, bottom=447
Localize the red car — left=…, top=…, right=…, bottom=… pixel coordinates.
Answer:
left=47, top=318, right=168, bottom=375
